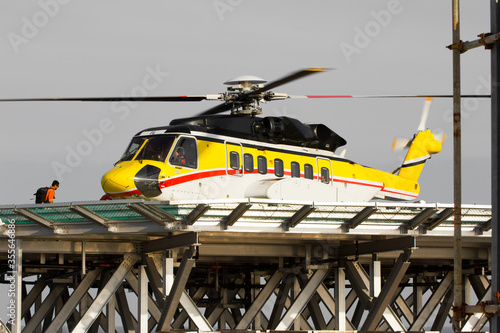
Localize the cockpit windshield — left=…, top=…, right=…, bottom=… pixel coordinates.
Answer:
left=118, top=137, right=146, bottom=163
left=117, top=136, right=176, bottom=163
left=136, top=136, right=176, bottom=162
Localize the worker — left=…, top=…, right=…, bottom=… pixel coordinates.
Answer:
left=46, top=180, right=59, bottom=203
left=171, top=147, right=186, bottom=165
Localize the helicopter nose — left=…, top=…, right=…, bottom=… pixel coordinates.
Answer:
left=101, top=165, right=136, bottom=195
left=133, top=165, right=162, bottom=198
left=102, top=163, right=163, bottom=198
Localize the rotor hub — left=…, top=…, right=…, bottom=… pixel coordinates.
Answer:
left=222, top=75, right=268, bottom=115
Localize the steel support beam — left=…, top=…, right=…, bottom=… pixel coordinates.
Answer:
left=344, top=261, right=371, bottom=307
left=285, top=204, right=315, bottom=230
left=408, top=207, right=437, bottom=230
left=347, top=206, right=377, bottom=229
left=236, top=271, right=284, bottom=329
left=71, top=253, right=139, bottom=333
left=160, top=272, right=213, bottom=331
left=425, top=207, right=455, bottom=230
left=128, top=202, right=176, bottom=225
left=125, top=270, right=162, bottom=322
left=45, top=268, right=102, bottom=333
left=340, top=236, right=415, bottom=257
left=361, top=249, right=412, bottom=331
left=222, top=202, right=252, bottom=229
left=205, top=278, right=244, bottom=326
left=316, top=282, right=342, bottom=329
left=157, top=246, right=196, bottom=330
left=431, top=287, right=454, bottom=332
left=179, top=290, right=214, bottom=332
left=20, top=277, right=46, bottom=321
left=144, top=255, right=166, bottom=306
left=184, top=204, right=210, bottom=225
left=69, top=205, right=109, bottom=227
left=267, top=274, right=292, bottom=329
left=395, top=293, right=414, bottom=324
left=138, top=265, right=148, bottom=333
left=462, top=285, right=492, bottom=331
left=107, top=294, right=116, bottom=333
left=335, top=267, right=346, bottom=331
left=477, top=219, right=492, bottom=234
left=21, top=284, right=66, bottom=333
left=410, top=271, right=454, bottom=331
left=413, top=274, right=423, bottom=319
left=344, top=260, right=405, bottom=331
left=14, top=209, right=54, bottom=229
left=492, top=1, right=500, bottom=332
left=275, top=269, right=329, bottom=330
left=142, top=231, right=199, bottom=253
left=115, top=284, right=137, bottom=332
left=370, top=258, right=381, bottom=298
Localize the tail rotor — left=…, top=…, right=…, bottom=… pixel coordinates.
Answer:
left=392, top=97, right=444, bottom=152
left=392, top=97, right=444, bottom=181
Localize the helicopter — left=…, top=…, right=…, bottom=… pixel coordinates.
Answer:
left=1, top=68, right=446, bottom=202
left=97, top=68, right=444, bottom=202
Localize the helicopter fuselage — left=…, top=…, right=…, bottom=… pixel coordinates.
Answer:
left=101, top=115, right=424, bottom=202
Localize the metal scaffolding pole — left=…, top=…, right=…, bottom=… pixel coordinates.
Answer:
left=452, top=0, right=463, bottom=330
left=491, top=0, right=500, bottom=331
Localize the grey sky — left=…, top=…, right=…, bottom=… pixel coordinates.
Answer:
left=0, top=0, right=492, bottom=205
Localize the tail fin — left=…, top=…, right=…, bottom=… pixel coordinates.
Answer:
left=397, top=129, right=443, bottom=181
left=394, top=98, right=444, bottom=182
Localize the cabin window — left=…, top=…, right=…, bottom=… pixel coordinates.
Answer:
left=321, top=167, right=330, bottom=184
left=244, top=154, right=254, bottom=173
left=304, top=164, right=313, bottom=180
left=119, top=137, right=147, bottom=163
left=258, top=156, right=267, bottom=174
left=229, top=151, right=240, bottom=170
left=274, top=159, right=284, bottom=177
left=170, top=137, right=197, bottom=168
left=291, top=162, right=300, bottom=178
left=137, top=136, right=176, bottom=163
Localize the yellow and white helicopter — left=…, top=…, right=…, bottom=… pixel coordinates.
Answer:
left=97, top=68, right=444, bottom=202
left=2, top=68, right=447, bottom=202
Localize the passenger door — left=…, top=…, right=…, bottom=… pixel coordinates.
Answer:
left=316, top=158, right=332, bottom=184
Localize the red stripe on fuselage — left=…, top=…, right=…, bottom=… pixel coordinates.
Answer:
left=380, top=188, right=417, bottom=199
left=159, top=169, right=227, bottom=188
left=109, top=168, right=415, bottom=200
left=331, top=177, right=384, bottom=189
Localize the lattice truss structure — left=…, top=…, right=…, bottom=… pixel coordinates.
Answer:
left=0, top=199, right=493, bottom=332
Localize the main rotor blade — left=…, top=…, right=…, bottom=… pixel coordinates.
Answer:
left=0, top=95, right=219, bottom=102
left=251, top=68, right=329, bottom=95
left=289, top=94, right=491, bottom=99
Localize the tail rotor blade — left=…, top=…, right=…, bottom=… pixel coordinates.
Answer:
left=417, top=97, right=432, bottom=132
left=392, top=137, right=411, bottom=151
left=433, top=131, right=446, bottom=144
